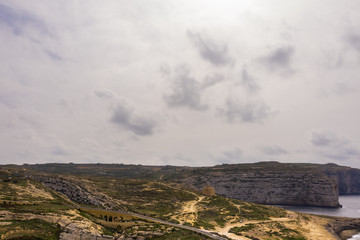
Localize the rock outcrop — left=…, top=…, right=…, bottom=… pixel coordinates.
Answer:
left=326, top=218, right=360, bottom=240
left=31, top=175, right=120, bottom=210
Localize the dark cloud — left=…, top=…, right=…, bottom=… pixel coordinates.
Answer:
left=0, top=3, right=48, bottom=35
left=111, top=103, right=157, bottom=136
left=311, top=131, right=345, bottom=147
left=323, top=147, right=360, bottom=161
left=261, top=46, right=295, bottom=73
left=201, top=73, right=224, bottom=89
left=260, top=145, right=288, bottom=156
left=164, top=65, right=207, bottom=111
left=94, top=90, right=114, bottom=99
left=220, top=99, right=272, bottom=123
left=346, top=32, right=360, bottom=53
left=45, top=50, right=63, bottom=61
left=311, top=131, right=360, bottom=161
left=240, top=68, right=260, bottom=93
left=187, top=31, right=234, bottom=67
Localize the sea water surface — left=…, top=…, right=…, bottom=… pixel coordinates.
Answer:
left=279, top=195, right=360, bottom=218
left=349, top=234, right=360, bottom=240
left=279, top=196, right=360, bottom=239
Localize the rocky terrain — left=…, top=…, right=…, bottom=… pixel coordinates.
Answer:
left=1, top=165, right=360, bottom=239
left=25, top=162, right=360, bottom=207
left=31, top=175, right=120, bottom=210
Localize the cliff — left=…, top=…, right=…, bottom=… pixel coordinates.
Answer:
left=183, top=171, right=340, bottom=207
left=324, top=167, right=360, bottom=195
left=23, top=162, right=360, bottom=207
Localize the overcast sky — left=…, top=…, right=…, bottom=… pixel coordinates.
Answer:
left=1, top=0, right=360, bottom=167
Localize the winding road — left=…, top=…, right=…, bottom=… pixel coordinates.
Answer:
left=79, top=206, right=228, bottom=240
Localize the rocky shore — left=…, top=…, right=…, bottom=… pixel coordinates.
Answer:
left=326, top=218, right=360, bottom=240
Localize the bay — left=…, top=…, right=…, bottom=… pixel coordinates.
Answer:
left=278, top=195, right=360, bottom=218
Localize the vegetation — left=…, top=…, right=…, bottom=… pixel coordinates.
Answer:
left=151, top=228, right=212, bottom=240
left=229, top=223, right=256, bottom=234
left=0, top=164, right=340, bottom=240
left=0, top=219, right=61, bottom=240
left=85, top=176, right=197, bottom=219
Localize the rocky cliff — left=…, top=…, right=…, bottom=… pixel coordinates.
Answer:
left=183, top=170, right=340, bottom=207
left=24, top=162, right=360, bottom=207
left=324, top=167, right=360, bottom=195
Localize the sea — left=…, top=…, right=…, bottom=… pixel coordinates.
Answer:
left=278, top=195, right=360, bottom=218
left=278, top=195, right=360, bottom=239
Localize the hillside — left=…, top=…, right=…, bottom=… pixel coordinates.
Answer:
left=1, top=164, right=360, bottom=239
left=25, top=162, right=360, bottom=207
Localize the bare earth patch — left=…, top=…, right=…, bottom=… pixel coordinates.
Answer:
left=9, top=182, right=54, bottom=200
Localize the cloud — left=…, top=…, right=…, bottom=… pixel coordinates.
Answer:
left=323, top=147, right=360, bottom=161
left=95, top=90, right=114, bottom=99
left=187, top=30, right=234, bottom=67
left=220, top=98, right=272, bottom=123
left=311, top=131, right=360, bottom=161
left=260, top=46, right=295, bottom=73
left=0, top=3, right=48, bottom=36
left=311, top=131, right=346, bottom=147
left=45, top=49, right=63, bottom=61
left=346, top=32, right=360, bottom=53
left=215, top=148, right=243, bottom=164
left=260, top=145, right=288, bottom=156
left=164, top=65, right=207, bottom=111
left=240, top=67, right=260, bottom=93
left=111, top=103, right=157, bottom=136
left=201, top=73, right=224, bottom=89
left=160, top=153, right=194, bottom=166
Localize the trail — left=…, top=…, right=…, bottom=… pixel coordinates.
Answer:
left=180, top=196, right=205, bottom=224
left=79, top=206, right=227, bottom=240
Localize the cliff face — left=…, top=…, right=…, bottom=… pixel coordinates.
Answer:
left=324, top=168, right=360, bottom=195
left=184, top=171, right=340, bottom=207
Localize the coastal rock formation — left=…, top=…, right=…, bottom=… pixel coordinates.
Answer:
left=326, top=218, right=360, bottom=240
left=184, top=172, right=340, bottom=207
left=24, top=162, right=360, bottom=207
left=324, top=167, right=360, bottom=195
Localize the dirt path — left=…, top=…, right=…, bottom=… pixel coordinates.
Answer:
left=175, top=196, right=205, bottom=225
left=213, top=211, right=336, bottom=240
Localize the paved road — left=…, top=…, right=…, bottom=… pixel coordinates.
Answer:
left=79, top=206, right=228, bottom=240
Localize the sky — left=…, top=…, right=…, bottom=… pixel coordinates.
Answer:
left=1, top=0, right=360, bottom=167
